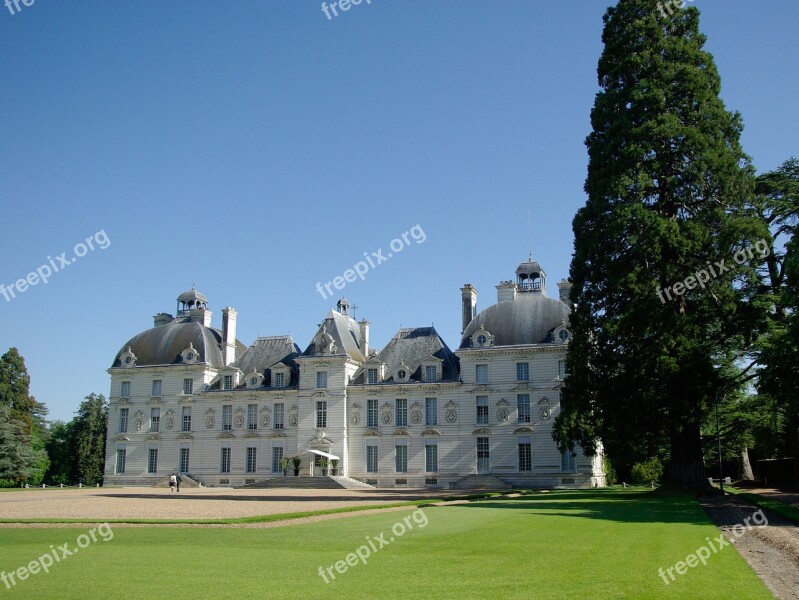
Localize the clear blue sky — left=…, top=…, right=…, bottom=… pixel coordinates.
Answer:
left=1, top=1, right=797, bottom=422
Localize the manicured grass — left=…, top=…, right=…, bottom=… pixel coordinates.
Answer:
left=0, top=490, right=772, bottom=599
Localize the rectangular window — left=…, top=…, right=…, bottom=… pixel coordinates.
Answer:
left=561, top=449, right=576, bottom=473
left=367, top=399, right=378, bottom=427
left=367, top=368, right=378, bottom=384
left=272, top=446, right=284, bottom=473
left=366, top=445, right=378, bottom=473
left=558, top=360, right=567, bottom=378
left=220, top=447, right=231, bottom=473
left=396, top=399, right=407, bottom=427
left=273, top=372, right=285, bottom=388
left=518, top=437, right=532, bottom=472
left=477, top=437, right=490, bottom=472
left=247, top=404, right=258, bottom=430
left=425, top=398, right=437, bottom=426
left=116, top=448, right=126, bottom=474
left=425, top=443, right=438, bottom=473
left=424, top=365, right=437, bottom=382
left=395, top=445, right=408, bottom=473
left=516, top=362, right=529, bottom=382
left=517, top=394, right=531, bottom=423
left=222, top=405, right=232, bottom=431
left=182, top=406, right=192, bottom=432
left=150, top=407, right=160, bottom=432
left=118, top=408, right=129, bottom=433
left=151, top=380, right=162, bottom=397
left=316, top=371, right=328, bottom=389
left=246, top=447, right=257, bottom=473
left=316, top=401, right=327, bottom=428
left=179, top=447, right=190, bottom=473
left=223, top=375, right=233, bottom=391
left=147, top=448, right=158, bottom=474
left=475, top=364, right=488, bottom=384
left=476, top=396, right=489, bottom=425
left=120, top=381, right=131, bottom=398
left=183, top=378, right=193, bottom=395
left=274, top=403, right=284, bottom=430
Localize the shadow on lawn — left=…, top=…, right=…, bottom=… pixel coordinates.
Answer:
left=437, top=491, right=709, bottom=525
left=97, top=493, right=430, bottom=503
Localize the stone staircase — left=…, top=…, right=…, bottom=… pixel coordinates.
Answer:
left=153, top=474, right=202, bottom=488
left=235, top=476, right=347, bottom=490
left=330, top=475, right=376, bottom=490
left=450, top=474, right=512, bottom=490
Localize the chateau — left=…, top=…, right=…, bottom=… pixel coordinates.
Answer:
left=103, top=258, right=605, bottom=488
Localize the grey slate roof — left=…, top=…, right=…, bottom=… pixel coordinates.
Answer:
left=460, top=292, right=570, bottom=348
left=232, top=336, right=301, bottom=387
left=302, top=310, right=365, bottom=362
left=111, top=317, right=246, bottom=368
left=354, top=326, right=459, bottom=384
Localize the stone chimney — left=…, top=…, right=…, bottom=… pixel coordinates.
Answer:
left=153, top=313, right=173, bottom=327
left=557, top=279, right=573, bottom=308
left=496, top=280, right=517, bottom=303
left=222, top=307, right=238, bottom=366
left=461, top=284, right=478, bottom=333
left=190, top=308, right=213, bottom=327
left=359, top=319, right=370, bottom=358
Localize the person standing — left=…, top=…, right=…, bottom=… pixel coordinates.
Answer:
left=176, top=472, right=182, bottom=493
left=169, top=473, right=176, bottom=492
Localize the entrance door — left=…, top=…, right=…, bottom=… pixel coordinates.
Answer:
left=477, top=437, right=490, bottom=473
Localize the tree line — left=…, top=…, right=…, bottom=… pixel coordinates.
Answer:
left=0, top=348, right=108, bottom=486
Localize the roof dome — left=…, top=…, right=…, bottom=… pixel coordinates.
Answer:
left=460, top=292, right=569, bottom=348
left=112, top=321, right=227, bottom=368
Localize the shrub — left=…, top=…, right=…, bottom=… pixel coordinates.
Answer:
left=631, top=457, right=663, bottom=484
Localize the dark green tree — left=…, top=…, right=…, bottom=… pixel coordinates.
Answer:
left=73, top=394, right=108, bottom=485
left=554, top=0, right=760, bottom=488
left=0, top=404, right=42, bottom=485
left=44, top=420, right=78, bottom=485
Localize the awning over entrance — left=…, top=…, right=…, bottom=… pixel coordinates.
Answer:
left=306, top=449, right=340, bottom=461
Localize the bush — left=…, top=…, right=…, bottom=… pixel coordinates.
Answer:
left=602, top=456, right=617, bottom=485
left=631, top=457, right=663, bottom=484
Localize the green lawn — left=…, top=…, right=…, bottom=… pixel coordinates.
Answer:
left=0, top=490, right=773, bottom=599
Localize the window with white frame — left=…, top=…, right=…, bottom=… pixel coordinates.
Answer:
left=367, top=399, right=378, bottom=427
left=395, top=443, right=408, bottom=473
left=148, top=448, right=158, bottom=474
left=517, top=394, right=531, bottom=423
left=561, top=449, right=576, bottom=472
left=518, top=436, right=532, bottom=472
left=475, top=364, right=488, bottom=384
left=179, top=446, right=190, bottom=473
left=151, top=379, right=162, bottom=397
left=220, top=447, right=231, bottom=473
left=316, top=401, right=327, bottom=428
left=116, top=447, right=126, bottom=473
left=222, top=405, right=232, bottom=431
left=476, top=396, right=488, bottom=425
left=120, top=381, right=131, bottom=398
left=118, top=408, right=129, bottom=433
left=246, top=447, right=257, bottom=473
left=272, top=446, right=284, bottom=473
left=367, top=368, right=379, bottom=384
left=150, top=407, right=160, bottom=432
left=247, top=404, right=258, bottom=430
left=183, top=378, right=193, bottom=395
left=516, top=362, right=530, bottom=382
left=558, top=360, right=567, bottom=378
left=273, top=372, right=285, bottom=388
left=396, top=399, right=407, bottom=427
left=424, top=365, right=437, bottom=382
left=425, top=441, right=438, bottom=473
left=223, top=375, right=233, bottom=391
left=316, top=371, right=328, bottom=389
left=366, top=444, right=378, bottom=473
left=274, top=403, right=284, bottom=430
left=182, top=406, right=192, bottom=432
left=425, top=398, right=437, bottom=426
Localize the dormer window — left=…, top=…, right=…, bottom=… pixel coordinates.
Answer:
left=367, top=368, right=379, bottom=384
left=182, top=344, right=199, bottom=364
left=246, top=371, right=264, bottom=389
left=394, top=366, right=410, bottom=382
left=223, top=375, right=233, bottom=391
left=471, top=326, right=494, bottom=348
left=273, top=372, right=285, bottom=388
left=423, top=365, right=437, bottom=382
left=554, top=325, right=571, bottom=344
left=119, top=347, right=137, bottom=367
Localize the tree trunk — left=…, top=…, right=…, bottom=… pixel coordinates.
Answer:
left=667, top=422, right=709, bottom=489
left=789, top=416, right=799, bottom=484
left=740, top=447, right=755, bottom=481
